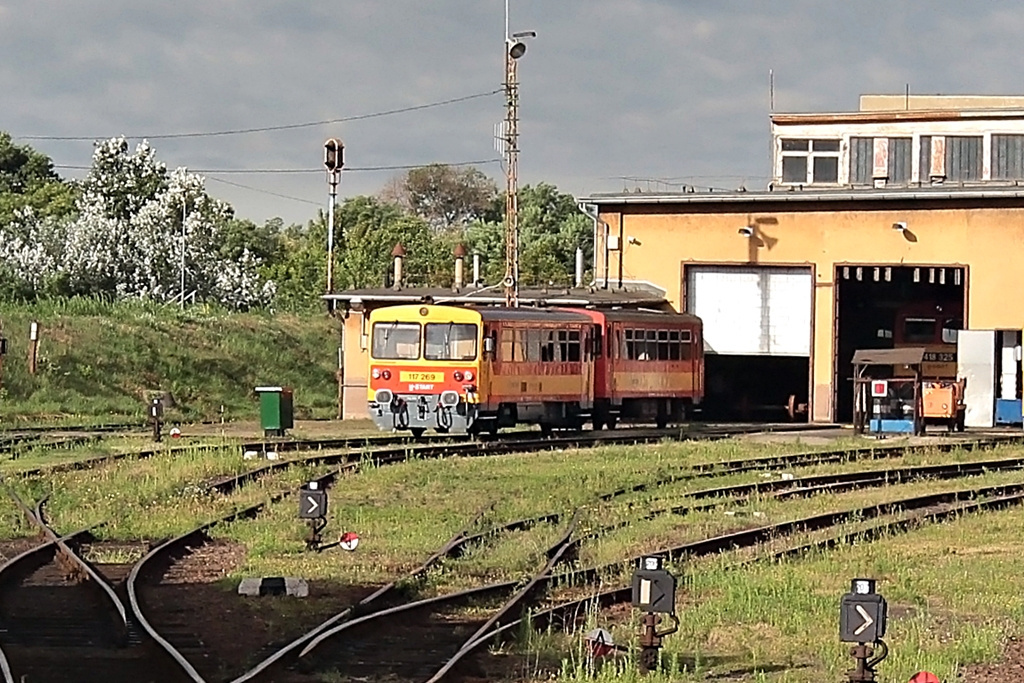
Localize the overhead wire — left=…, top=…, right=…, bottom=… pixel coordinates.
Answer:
left=53, top=158, right=503, bottom=175
left=20, top=89, right=503, bottom=141
left=205, top=177, right=322, bottom=207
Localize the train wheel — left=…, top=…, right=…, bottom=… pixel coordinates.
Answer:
left=410, top=428, right=426, bottom=439
left=606, top=415, right=617, bottom=430
left=539, top=423, right=553, bottom=437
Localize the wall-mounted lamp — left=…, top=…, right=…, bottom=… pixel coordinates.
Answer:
left=737, top=226, right=754, bottom=238
left=892, top=222, right=907, bottom=232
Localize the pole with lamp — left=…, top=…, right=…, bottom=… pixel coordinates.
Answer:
left=502, top=1, right=535, bottom=308
left=324, top=139, right=344, bottom=309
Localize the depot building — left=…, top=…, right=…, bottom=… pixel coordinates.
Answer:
left=581, top=95, right=1024, bottom=423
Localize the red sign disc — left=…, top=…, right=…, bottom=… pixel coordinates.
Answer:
left=908, top=672, right=940, bottom=683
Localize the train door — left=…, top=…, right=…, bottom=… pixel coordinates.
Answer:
left=481, top=324, right=497, bottom=412
left=582, top=325, right=593, bottom=409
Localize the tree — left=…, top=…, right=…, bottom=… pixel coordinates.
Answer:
left=380, top=164, right=498, bottom=232
left=336, top=195, right=446, bottom=288
left=463, top=183, right=592, bottom=287
left=0, top=132, right=77, bottom=227
left=0, top=137, right=276, bottom=308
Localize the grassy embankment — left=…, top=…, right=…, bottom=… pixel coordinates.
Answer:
left=0, top=298, right=339, bottom=424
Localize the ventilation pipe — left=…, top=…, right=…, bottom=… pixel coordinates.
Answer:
left=574, top=247, right=584, bottom=288
left=391, top=243, right=406, bottom=291
left=473, top=253, right=481, bottom=287
left=453, top=243, right=467, bottom=290
left=577, top=202, right=601, bottom=288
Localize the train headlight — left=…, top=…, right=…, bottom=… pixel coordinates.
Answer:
left=374, top=389, right=394, bottom=405
left=453, top=370, right=464, bottom=382
left=372, top=368, right=381, bottom=379
left=464, top=370, right=474, bottom=381
left=440, top=390, right=460, bottom=407
left=382, top=369, right=392, bottom=380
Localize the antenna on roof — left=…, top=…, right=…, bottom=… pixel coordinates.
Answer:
left=769, top=69, right=775, bottom=112
left=905, top=83, right=909, bottom=110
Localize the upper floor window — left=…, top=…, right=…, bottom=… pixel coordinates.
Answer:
left=993, top=135, right=1024, bottom=180
left=781, top=139, right=839, bottom=184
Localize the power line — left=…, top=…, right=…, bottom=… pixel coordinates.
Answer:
left=20, top=90, right=503, bottom=141
left=54, top=159, right=503, bottom=174
left=205, top=177, right=322, bottom=207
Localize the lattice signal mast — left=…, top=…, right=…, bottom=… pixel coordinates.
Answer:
left=502, top=4, right=535, bottom=308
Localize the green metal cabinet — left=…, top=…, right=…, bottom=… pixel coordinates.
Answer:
left=256, top=386, right=294, bottom=437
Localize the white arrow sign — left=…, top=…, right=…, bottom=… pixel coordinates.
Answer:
left=853, top=604, right=874, bottom=636
left=305, top=496, right=319, bottom=514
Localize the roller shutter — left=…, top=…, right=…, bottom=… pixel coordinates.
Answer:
left=685, top=266, right=812, bottom=356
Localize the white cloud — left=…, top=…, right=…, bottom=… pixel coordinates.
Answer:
left=4, top=0, right=1024, bottom=223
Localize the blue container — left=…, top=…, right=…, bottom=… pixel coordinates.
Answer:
left=868, top=418, right=916, bottom=434
left=995, top=399, right=1023, bottom=426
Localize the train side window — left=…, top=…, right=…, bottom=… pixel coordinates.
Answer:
left=592, top=326, right=603, bottom=357
left=557, top=330, right=569, bottom=361
left=500, top=328, right=514, bottom=361
left=645, top=330, right=658, bottom=361
left=941, top=318, right=962, bottom=345
left=567, top=330, right=581, bottom=362
left=525, top=328, right=541, bottom=361
left=668, top=330, right=681, bottom=361
left=541, top=331, right=556, bottom=362
left=625, top=329, right=635, bottom=360
left=903, top=317, right=937, bottom=343
left=513, top=329, right=528, bottom=361
left=657, top=330, right=670, bottom=360
left=680, top=329, right=693, bottom=360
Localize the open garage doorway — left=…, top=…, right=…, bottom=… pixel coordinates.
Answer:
left=834, top=265, right=966, bottom=422
left=685, top=265, right=812, bottom=422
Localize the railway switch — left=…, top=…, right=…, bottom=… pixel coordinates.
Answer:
left=839, top=578, right=889, bottom=682
left=299, top=482, right=328, bottom=551
left=631, top=556, right=679, bottom=675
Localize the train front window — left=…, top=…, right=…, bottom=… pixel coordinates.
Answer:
left=425, top=323, right=478, bottom=361
left=941, top=318, right=962, bottom=345
left=902, top=317, right=936, bottom=343
left=372, top=322, right=421, bottom=360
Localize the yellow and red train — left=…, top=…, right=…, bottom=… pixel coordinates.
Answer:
left=367, top=304, right=703, bottom=436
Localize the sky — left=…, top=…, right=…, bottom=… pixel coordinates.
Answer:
left=5, top=1, right=1024, bottom=226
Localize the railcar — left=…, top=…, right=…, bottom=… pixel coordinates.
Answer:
left=893, top=301, right=963, bottom=378
left=366, top=304, right=593, bottom=436
left=567, top=308, right=703, bottom=428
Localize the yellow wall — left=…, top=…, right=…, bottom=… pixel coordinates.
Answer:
left=598, top=202, right=1024, bottom=421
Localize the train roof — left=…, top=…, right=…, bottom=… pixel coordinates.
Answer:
left=368, top=303, right=591, bottom=324
left=562, top=308, right=702, bottom=325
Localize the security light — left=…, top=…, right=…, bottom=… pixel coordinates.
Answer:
left=892, top=222, right=907, bottom=231
left=738, top=226, right=754, bottom=238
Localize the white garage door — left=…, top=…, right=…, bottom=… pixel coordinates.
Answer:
left=686, top=266, right=812, bottom=356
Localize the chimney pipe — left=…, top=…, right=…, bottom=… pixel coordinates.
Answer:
left=453, top=243, right=467, bottom=290
left=473, top=253, right=481, bottom=287
left=391, top=243, right=406, bottom=291
left=574, top=247, right=584, bottom=288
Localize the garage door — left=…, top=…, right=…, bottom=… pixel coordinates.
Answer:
left=686, top=266, right=812, bottom=356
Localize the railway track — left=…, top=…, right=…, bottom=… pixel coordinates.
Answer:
left=5, top=428, right=1024, bottom=681
left=0, top=490, right=188, bottom=683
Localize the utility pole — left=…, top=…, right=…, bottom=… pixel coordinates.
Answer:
left=502, top=3, right=534, bottom=308
left=180, top=195, right=187, bottom=309
left=324, top=138, right=345, bottom=308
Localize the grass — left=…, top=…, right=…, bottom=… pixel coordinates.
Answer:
left=0, top=298, right=339, bottom=423
left=6, top=433, right=1024, bottom=681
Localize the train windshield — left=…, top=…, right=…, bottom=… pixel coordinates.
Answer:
left=902, top=317, right=936, bottom=343
left=424, top=323, right=478, bottom=361
left=372, top=322, right=421, bottom=359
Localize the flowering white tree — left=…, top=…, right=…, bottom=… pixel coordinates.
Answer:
left=0, top=137, right=276, bottom=309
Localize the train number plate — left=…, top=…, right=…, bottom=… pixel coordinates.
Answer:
left=400, top=371, right=444, bottom=382
left=923, top=352, right=956, bottom=362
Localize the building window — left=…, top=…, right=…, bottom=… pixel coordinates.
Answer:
left=850, top=137, right=873, bottom=185
left=945, top=136, right=982, bottom=181
left=780, top=138, right=840, bottom=184
left=888, top=138, right=912, bottom=184
left=993, top=135, right=1024, bottom=180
